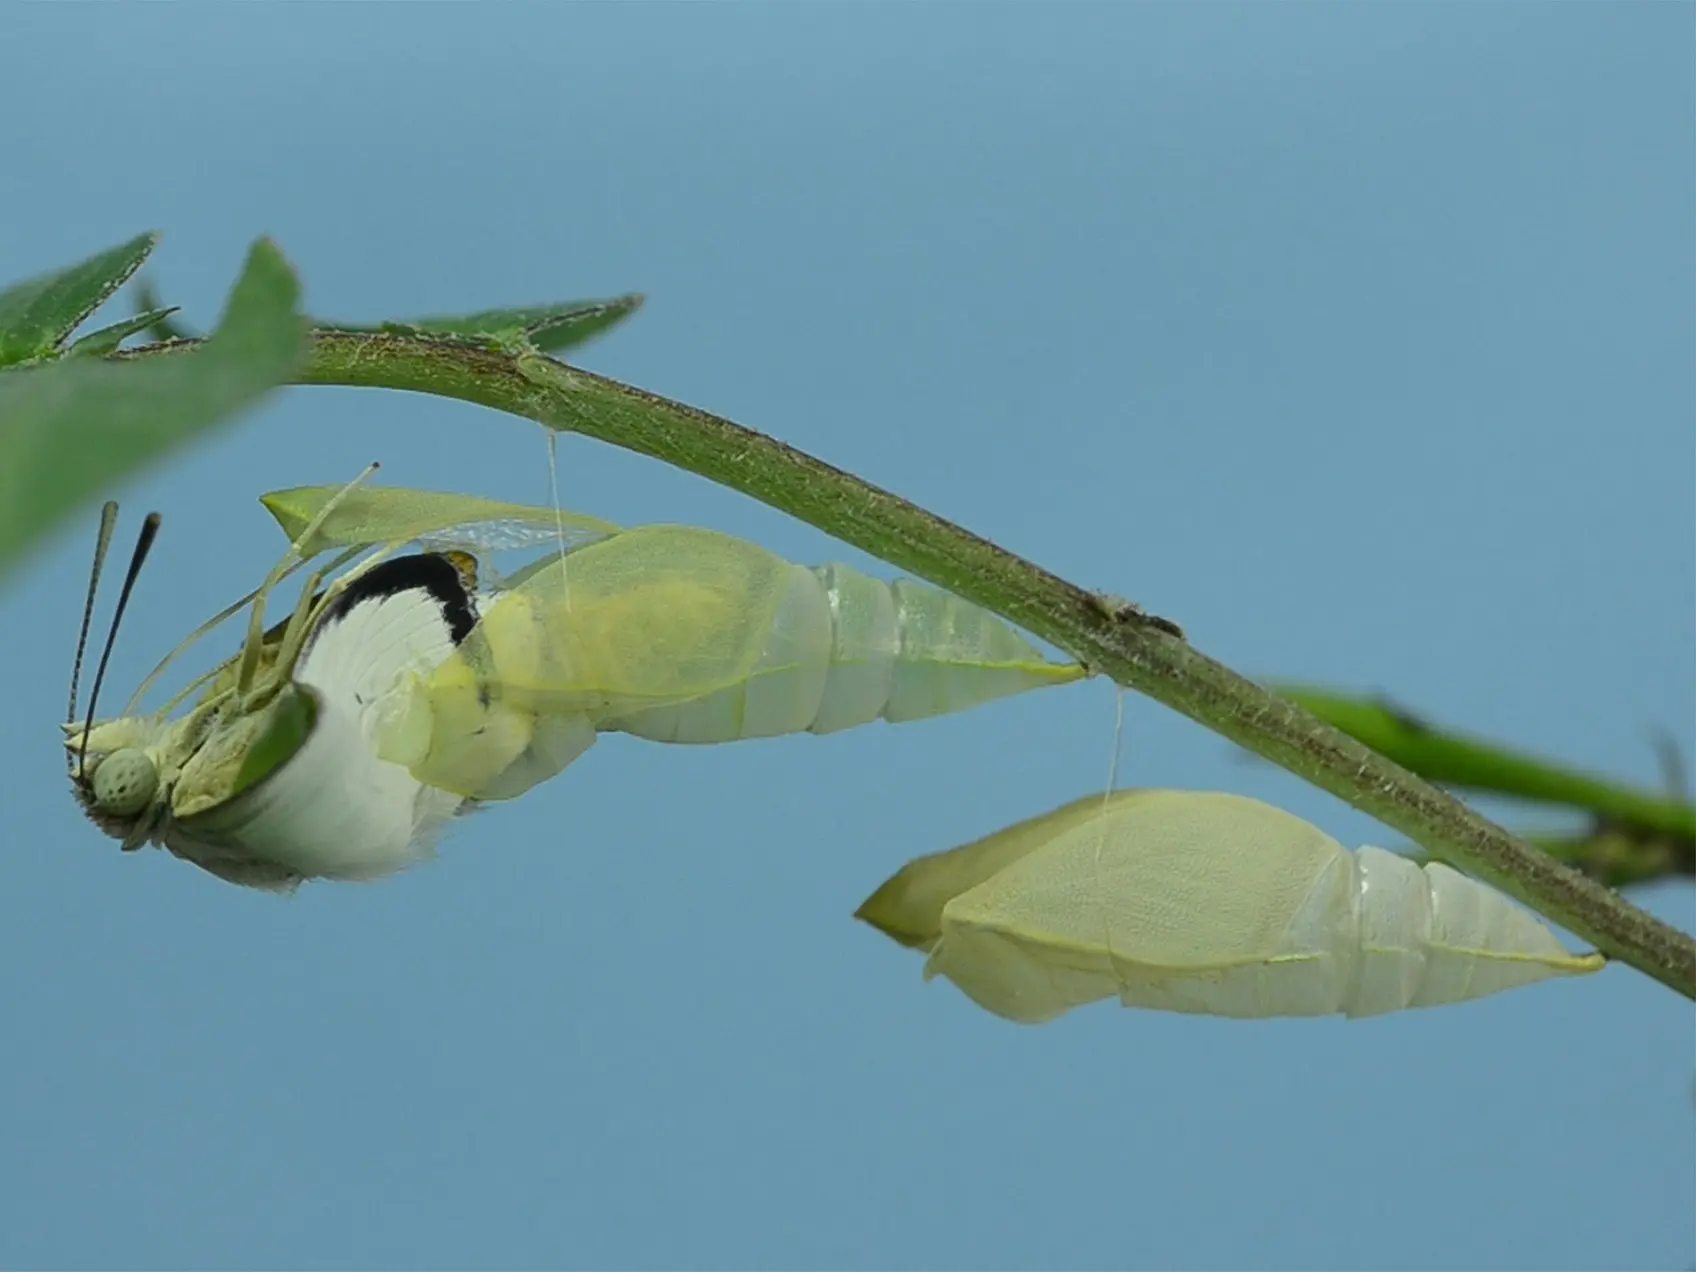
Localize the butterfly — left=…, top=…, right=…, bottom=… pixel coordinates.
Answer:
left=65, top=478, right=1084, bottom=891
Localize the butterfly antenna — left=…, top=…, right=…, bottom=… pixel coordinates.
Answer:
left=77, top=511, right=163, bottom=776
left=123, top=546, right=361, bottom=718
left=68, top=501, right=121, bottom=725
left=236, top=461, right=379, bottom=696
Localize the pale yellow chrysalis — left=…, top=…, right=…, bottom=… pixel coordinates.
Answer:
left=856, top=790, right=1605, bottom=1023
left=251, top=485, right=1090, bottom=800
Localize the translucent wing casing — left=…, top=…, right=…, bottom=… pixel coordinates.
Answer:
left=260, top=485, right=620, bottom=558
left=395, top=525, right=1084, bottom=799
left=857, top=790, right=1604, bottom=1023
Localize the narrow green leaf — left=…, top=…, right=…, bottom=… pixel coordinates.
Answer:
left=1516, top=830, right=1690, bottom=889
left=0, top=238, right=308, bottom=577
left=1276, top=684, right=1696, bottom=840
left=515, top=294, right=644, bottom=353
left=319, top=292, right=644, bottom=355
left=233, top=683, right=319, bottom=796
left=132, top=279, right=197, bottom=341
left=66, top=307, right=182, bottom=359
left=0, top=232, right=160, bottom=367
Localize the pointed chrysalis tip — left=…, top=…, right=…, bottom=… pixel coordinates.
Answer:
left=852, top=886, right=936, bottom=952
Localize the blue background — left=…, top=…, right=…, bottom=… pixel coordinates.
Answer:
left=2, top=6, right=1691, bottom=1269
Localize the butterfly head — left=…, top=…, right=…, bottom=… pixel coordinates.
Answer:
left=64, top=713, right=188, bottom=845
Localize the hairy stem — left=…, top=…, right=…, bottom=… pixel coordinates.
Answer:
left=130, top=329, right=1696, bottom=998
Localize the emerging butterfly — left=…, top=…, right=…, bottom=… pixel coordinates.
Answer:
left=64, top=479, right=1086, bottom=892
left=855, top=789, right=1605, bottom=1022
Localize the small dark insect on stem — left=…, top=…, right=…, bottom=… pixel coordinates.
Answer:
left=76, top=511, right=163, bottom=778
left=1086, top=591, right=1185, bottom=640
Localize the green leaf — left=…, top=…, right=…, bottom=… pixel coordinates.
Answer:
left=0, top=232, right=159, bottom=367
left=0, top=238, right=308, bottom=578
left=1276, top=684, right=1696, bottom=840
left=233, top=683, right=319, bottom=796
left=1527, top=829, right=1692, bottom=889
left=132, top=279, right=197, bottom=341
left=509, top=294, right=644, bottom=353
left=66, top=307, right=182, bottom=359
left=320, top=292, right=644, bottom=355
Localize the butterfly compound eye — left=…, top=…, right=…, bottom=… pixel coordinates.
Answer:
left=91, top=748, right=158, bottom=818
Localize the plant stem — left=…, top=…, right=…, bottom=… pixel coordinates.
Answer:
left=134, top=329, right=1696, bottom=999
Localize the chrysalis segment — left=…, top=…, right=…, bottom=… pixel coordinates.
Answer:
left=1340, top=845, right=1430, bottom=1016
left=857, top=790, right=1604, bottom=1024
left=883, top=579, right=1075, bottom=723
left=1412, top=856, right=1589, bottom=1010
left=611, top=561, right=836, bottom=743
left=472, top=526, right=799, bottom=722
left=807, top=563, right=897, bottom=735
